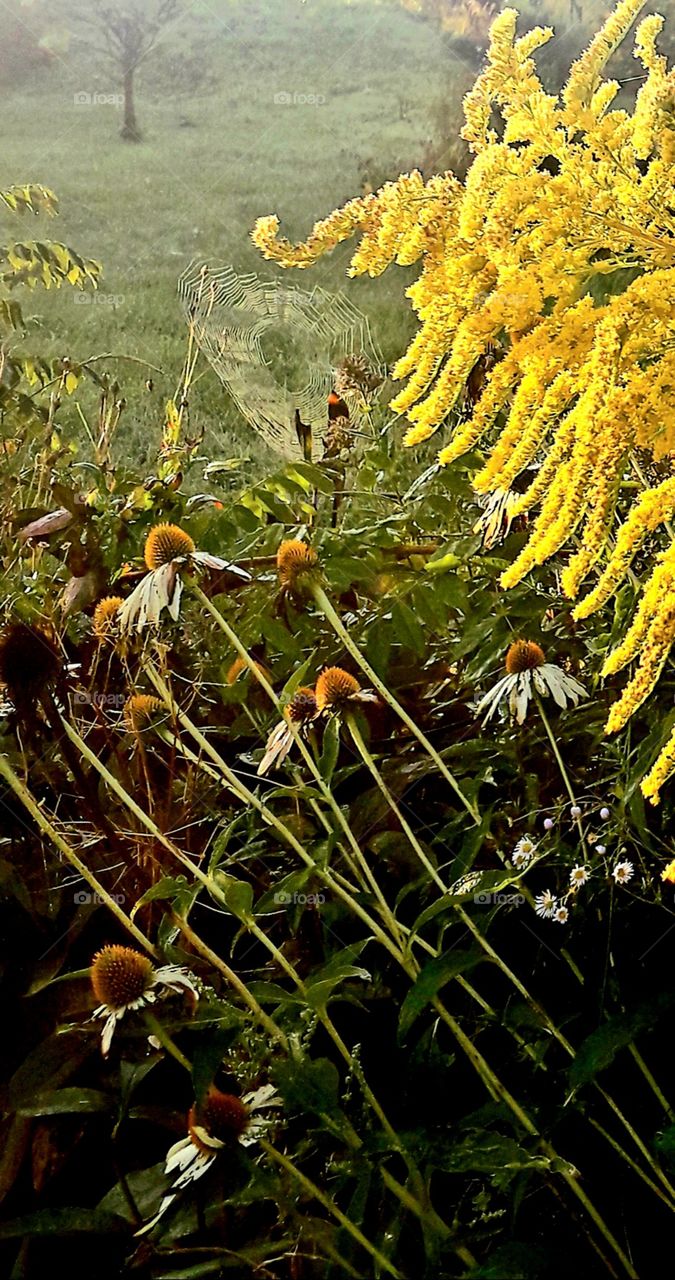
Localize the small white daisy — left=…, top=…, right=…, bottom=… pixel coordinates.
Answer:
left=90, top=945, right=199, bottom=1057
left=137, top=1084, right=281, bottom=1235
left=511, top=836, right=537, bottom=869
left=613, top=861, right=634, bottom=885
left=534, top=890, right=557, bottom=919
left=569, top=865, right=590, bottom=889
left=553, top=905, right=570, bottom=924
left=119, top=523, right=250, bottom=634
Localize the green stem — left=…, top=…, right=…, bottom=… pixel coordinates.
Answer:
left=259, top=1139, right=402, bottom=1279
left=57, top=716, right=286, bottom=1044
left=0, top=754, right=156, bottom=956
left=190, top=583, right=411, bottom=946
left=144, top=663, right=408, bottom=970
left=346, top=712, right=447, bottom=894
left=143, top=1009, right=192, bottom=1071
left=535, top=693, right=588, bottom=858
left=313, top=583, right=480, bottom=823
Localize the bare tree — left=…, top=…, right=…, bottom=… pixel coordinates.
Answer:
left=74, top=0, right=184, bottom=141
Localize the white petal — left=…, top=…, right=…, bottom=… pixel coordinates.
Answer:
left=173, top=1152, right=215, bottom=1189
left=243, top=1084, right=280, bottom=1111
left=165, top=1137, right=195, bottom=1174
left=191, top=551, right=251, bottom=581
left=167, top=572, right=183, bottom=622
left=101, top=1013, right=118, bottom=1057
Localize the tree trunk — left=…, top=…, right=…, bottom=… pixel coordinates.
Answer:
left=120, top=66, right=141, bottom=142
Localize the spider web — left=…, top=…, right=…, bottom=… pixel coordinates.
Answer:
left=178, top=261, right=383, bottom=458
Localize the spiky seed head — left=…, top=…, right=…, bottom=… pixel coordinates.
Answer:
left=315, top=666, right=360, bottom=712
left=0, top=620, right=60, bottom=709
left=90, top=945, right=154, bottom=1009
left=193, top=1087, right=250, bottom=1142
left=286, top=686, right=318, bottom=723
left=505, top=640, right=546, bottom=675
left=226, top=656, right=269, bottom=685
left=334, top=352, right=382, bottom=397
left=276, top=539, right=319, bottom=590
left=144, top=523, right=195, bottom=571
left=324, top=416, right=353, bottom=457
left=124, top=693, right=165, bottom=733
left=93, top=596, right=124, bottom=639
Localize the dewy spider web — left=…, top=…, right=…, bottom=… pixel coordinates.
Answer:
left=178, top=261, right=383, bottom=459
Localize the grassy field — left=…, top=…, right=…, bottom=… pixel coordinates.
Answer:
left=3, top=0, right=668, bottom=467
left=2, top=0, right=474, bottom=465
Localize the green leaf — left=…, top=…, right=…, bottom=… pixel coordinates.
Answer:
left=274, top=1056, right=340, bottom=1117
left=319, top=715, right=341, bottom=783
left=17, top=1088, right=112, bottom=1117
left=569, top=995, right=675, bottom=1089
left=398, top=947, right=485, bottom=1040
left=0, top=1208, right=127, bottom=1239
left=390, top=599, right=425, bottom=657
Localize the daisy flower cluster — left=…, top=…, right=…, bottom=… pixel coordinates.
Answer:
left=510, top=802, right=638, bottom=927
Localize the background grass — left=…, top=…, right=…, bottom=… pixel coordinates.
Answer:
left=3, top=0, right=468, bottom=467
left=2, top=0, right=672, bottom=469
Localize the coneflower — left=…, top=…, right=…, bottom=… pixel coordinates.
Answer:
left=315, top=666, right=377, bottom=714
left=276, top=539, right=319, bottom=596
left=137, top=1083, right=280, bottom=1233
left=93, top=596, right=125, bottom=641
left=226, top=655, right=270, bottom=685
left=0, top=620, right=61, bottom=713
left=144, top=524, right=195, bottom=571
left=90, top=944, right=199, bottom=1056
left=257, top=685, right=319, bottom=775
left=119, top=522, right=250, bottom=633
left=476, top=640, right=587, bottom=725
left=124, top=693, right=165, bottom=734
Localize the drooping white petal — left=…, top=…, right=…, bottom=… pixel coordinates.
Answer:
left=191, top=551, right=251, bottom=581
left=101, top=1012, right=119, bottom=1057
left=258, top=721, right=293, bottom=775
left=164, top=1137, right=196, bottom=1175
left=514, top=671, right=531, bottom=724
left=154, top=966, right=200, bottom=999
left=243, top=1084, right=281, bottom=1112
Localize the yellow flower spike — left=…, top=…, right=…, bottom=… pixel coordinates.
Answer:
left=252, top=1, right=675, bottom=797
left=575, top=477, right=675, bottom=621
left=641, top=730, right=675, bottom=804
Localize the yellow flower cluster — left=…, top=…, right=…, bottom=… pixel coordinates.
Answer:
left=252, top=0, right=675, bottom=798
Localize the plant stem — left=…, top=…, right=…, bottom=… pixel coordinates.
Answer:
left=0, top=753, right=156, bottom=956
left=346, top=712, right=447, bottom=894
left=172, top=915, right=287, bottom=1048
left=190, top=583, right=411, bottom=945
left=259, top=1139, right=402, bottom=1279
left=143, top=1009, right=192, bottom=1071
left=312, top=582, right=480, bottom=823
left=535, top=693, right=588, bottom=857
